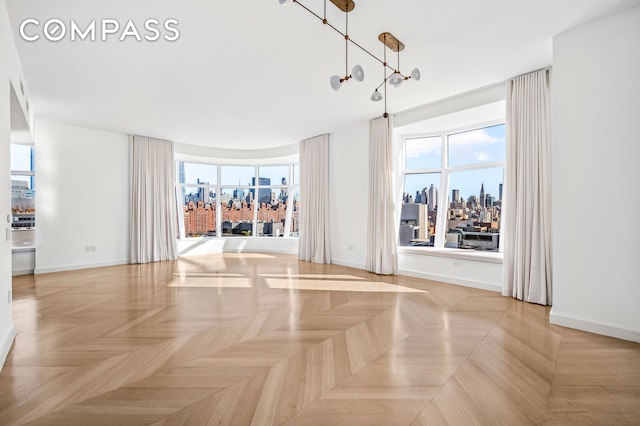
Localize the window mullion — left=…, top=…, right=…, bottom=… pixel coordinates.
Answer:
left=433, top=132, right=448, bottom=248
left=284, top=165, right=293, bottom=237
left=178, top=161, right=298, bottom=240
left=176, top=183, right=186, bottom=240
left=216, top=165, right=221, bottom=238
left=252, top=165, right=258, bottom=237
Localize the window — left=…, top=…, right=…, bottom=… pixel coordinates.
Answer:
left=178, top=163, right=217, bottom=238
left=10, top=144, right=36, bottom=249
left=400, top=122, right=505, bottom=252
left=255, top=165, right=290, bottom=237
left=221, top=166, right=256, bottom=237
left=176, top=161, right=299, bottom=238
left=290, top=164, right=300, bottom=236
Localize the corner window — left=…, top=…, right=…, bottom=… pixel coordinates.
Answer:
left=176, top=161, right=299, bottom=238
left=400, top=123, right=505, bottom=252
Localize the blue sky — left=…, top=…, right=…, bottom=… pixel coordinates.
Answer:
left=404, top=124, right=505, bottom=203
left=181, top=164, right=295, bottom=187
left=180, top=123, right=506, bottom=205
left=10, top=144, right=33, bottom=172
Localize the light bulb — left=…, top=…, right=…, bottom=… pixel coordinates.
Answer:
left=330, top=75, right=342, bottom=91
left=389, top=72, right=403, bottom=87
left=411, top=68, right=421, bottom=81
left=370, top=90, right=383, bottom=102
left=352, top=65, right=365, bottom=82
left=278, top=0, right=293, bottom=4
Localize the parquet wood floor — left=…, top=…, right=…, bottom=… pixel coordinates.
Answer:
left=1, top=253, right=638, bottom=425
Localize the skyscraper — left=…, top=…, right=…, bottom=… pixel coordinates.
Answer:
left=234, top=188, right=245, bottom=201
left=197, top=179, right=209, bottom=203
left=452, top=189, right=460, bottom=203
left=428, top=184, right=438, bottom=212
left=179, top=162, right=186, bottom=203
left=252, top=177, right=271, bottom=205
left=480, top=183, right=486, bottom=208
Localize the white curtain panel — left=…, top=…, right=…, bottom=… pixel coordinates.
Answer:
left=130, top=135, right=178, bottom=264
left=298, top=134, right=331, bottom=264
left=503, top=69, right=552, bottom=305
left=366, top=116, right=398, bottom=275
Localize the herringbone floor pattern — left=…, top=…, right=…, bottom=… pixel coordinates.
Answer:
left=0, top=253, right=638, bottom=425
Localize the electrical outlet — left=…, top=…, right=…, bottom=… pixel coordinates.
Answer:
left=85, top=245, right=96, bottom=252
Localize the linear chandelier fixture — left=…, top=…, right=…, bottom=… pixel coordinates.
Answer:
left=279, top=0, right=420, bottom=117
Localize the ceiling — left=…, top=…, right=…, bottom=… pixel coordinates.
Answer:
left=6, top=0, right=639, bottom=149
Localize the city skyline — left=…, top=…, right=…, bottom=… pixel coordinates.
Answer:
left=179, top=163, right=296, bottom=187
left=403, top=124, right=505, bottom=206
left=403, top=170, right=503, bottom=206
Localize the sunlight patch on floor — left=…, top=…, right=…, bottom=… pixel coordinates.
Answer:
left=169, top=277, right=254, bottom=288
left=265, top=278, right=426, bottom=293
left=258, top=274, right=366, bottom=280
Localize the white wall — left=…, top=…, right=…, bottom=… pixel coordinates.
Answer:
left=0, top=0, right=13, bottom=371
left=12, top=250, right=34, bottom=275
left=329, top=121, right=370, bottom=269
left=35, top=121, right=130, bottom=273
left=551, top=6, right=640, bottom=342
left=1, top=0, right=32, bottom=370
left=177, top=237, right=298, bottom=257
left=399, top=252, right=503, bottom=292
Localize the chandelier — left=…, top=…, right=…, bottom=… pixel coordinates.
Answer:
left=279, top=0, right=420, bottom=117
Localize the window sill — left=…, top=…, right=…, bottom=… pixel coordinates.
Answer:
left=398, top=246, right=503, bottom=264
left=178, top=236, right=299, bottom=241
left=12, top=247, right=35, bottom=254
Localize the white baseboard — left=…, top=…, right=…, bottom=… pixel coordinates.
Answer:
left=232, top=247, right=298, bottom=255
left=0, top=325, right=16, bottom=372
left=331, top=259, right=502, bottom=293
left=330, top=258, right=366, bottom=270
left=12, top=269, right=34, bottom=276
left=35, top=259, right=130, bottom=275
left=549, top=308, right=640, bottom=343
left=179, top=247, right=298, bottom=257
left=398, top=268, right=502, bottom=293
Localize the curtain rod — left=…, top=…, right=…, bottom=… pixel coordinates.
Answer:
left=509, top=67, right=552, bottom=81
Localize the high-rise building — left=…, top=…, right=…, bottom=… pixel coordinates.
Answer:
left=428, top=184, right=438, bottom=212
left=479, top=183, right=486, bottom=208
left=252, top=177, right=271, bottom=205
left=452, top=189, right=460, bottom=204
left=197, top=179, right=210, bottom=203
left=420, top=188, right=428, bottom=205
left=234, top=188, right=245, bottom=200
left=499, top=183, right=503, bottom=201
left=178, top=162, right=186, bottom=204
left=179, top=162, right=185, bottom=184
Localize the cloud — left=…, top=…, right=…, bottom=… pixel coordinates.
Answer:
left=449, top=128, right=501, bottom=146
left=475, top=152, right=489, bottom=161
left=449, top=129, right=505, bottom=165
left=405, top=137, right=441, bottom=158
